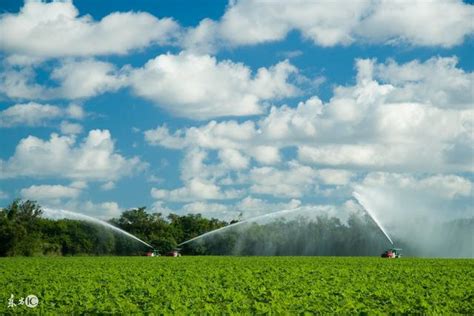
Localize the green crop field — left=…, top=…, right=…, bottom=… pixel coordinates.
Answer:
left=0, top=256, right=472, bottom=314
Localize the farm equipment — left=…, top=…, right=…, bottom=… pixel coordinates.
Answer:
left=145, top=249, right=160, bottom=257
left=381, top=248, right=402, bottom=258
left=165, top=249, right=181, bottom=257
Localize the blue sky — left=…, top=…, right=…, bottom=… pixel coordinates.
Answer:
left=0, top=0, right=473, bottom=225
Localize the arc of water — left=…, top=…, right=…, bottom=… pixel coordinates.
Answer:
left=352, top=192, right=394, bottom=245
left=178, top=207, right=307, bottom=246
left=43, top=208, right=154, bottom=249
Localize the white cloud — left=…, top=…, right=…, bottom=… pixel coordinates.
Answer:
left=21, top=184, right=81, bottom=201
left=259, top=97, right=323, bottom=140
left=180, top=149, right=218, bottom=182
left=45, top=200, right=123, bottom=220
left=151, top=178, right=241, bottom=202
left=100, top=181, right=116, bottom=191
left=64, top=104, right=85, bottom=119
left=359, top=172, right=472, bottom=200
left=299, top=144, right=419, bottom=171
left=79, top=201, right=122, bottom=219
left=59, top=121, right=83, bottom=135
left=145, top=120, right=257, bottom=149
left=374, top=57, right=474, bottom=109
left=149, top=201, right=175, bottom=217
left=184, top=0, right=474, bottom=52
left=295, top=58, right=473, bottom=173
left=0, top=1, right=180, bottom=59
left=0, top=67, right=48, bottom=99
left=50, top=59, right=128, bottom=99
left=0, top=102, right=61, bottom=127
left=142, top=56, right=472, bottom=214
left=149, top=147, right=247, bottom=202
left=182, top=19, right=220, bottom=54
left=218, top=148, right=249, bottom=170
left=70, top=181, right=88, bottom=189
left=249, top=162, right=318, bottom=198
left=145, top=121, right=283, bottom=166
left=130, top=52, right=298, bottom=119
left=146, top=57, right=473, bottom=173
left=316, top=169, right=354, bottom=186
left=355, top=0, right=474, bottom=47
left=249, top=146, right=281, bottom=165
left=0, top=130, right=146, bottom=181
left=0, top=59, right=127, bottom=100
left=0, top=102, right=85, bottom=128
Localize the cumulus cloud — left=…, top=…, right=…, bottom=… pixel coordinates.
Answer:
left=77, top=201, right=123, bottom=219
left=0, top=102, right=84, bottom=128
left=374, top=56, right=474, bottom=109
left=50, top=59, right=128, bottom=99
left=316, top=169, right=354, bottom=186
left=296, top=58, right=473, bottom=172
left=143, top=56, right=472, bottom=210
left=0, top=66, right=48, bottom=99
left=147, top=57, right=473, bottom=173
left=145, top=121, right=282, bottom=166
left=249, top=162, right=318, bottom=198
left=184, top=0, right=474, bottom=52
left=18, top=181, right=123, bottom=219
left=59, top=121, right=83, bottom=135
left=21, top=184, right=81, bottom=201
left=2, top=53, right=296, bottom=113
left=100, top=181, right=116, bottom=191
left=0, top=0, right=180, bottom=60
left=149, top=148, right=246, bottom=202
left=146, top=60, right=472, bottom=174
left=0, top=59, right=127, bottom=100
left=44, top=200, right=123, bottom=220
left=0, top=130, right=146, bottom=181
left=355, top=0, right=474, bottom=47
left=359, top=172, right=472, bottom=200
left=145, top=121, right=257, bottom=149
left=130, top=52, right=298, bottom=119
left=218, top=148, right=250, bottom=170
left=246, top=164, right=352, bottom=198
left=151, top=178, right=241, bottom=202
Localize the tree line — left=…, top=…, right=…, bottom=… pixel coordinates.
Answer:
left=1, top=199, right=471, bottom=257
left=0, top=200, right=228, bottom=256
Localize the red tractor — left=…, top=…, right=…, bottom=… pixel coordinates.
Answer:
left=145, top=249, right=160, bottom=257
left=381, top=248, right=402, bottom=258
left=165, top=249, right=181, bottom=257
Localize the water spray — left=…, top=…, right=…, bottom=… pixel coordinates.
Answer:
left=44, top=208, right=154, bottom=249
left=352, top=192, right=394, bottom=245
left=178, top=207, right=309, bottom=246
